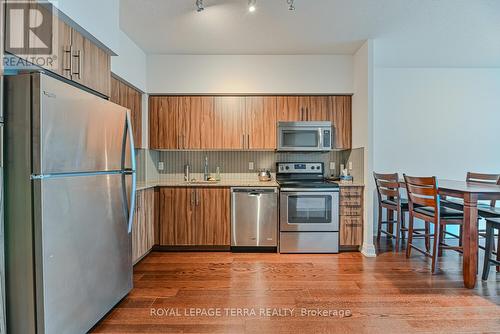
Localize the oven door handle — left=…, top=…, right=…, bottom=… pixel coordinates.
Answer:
left=280, top=191, right=339, bottom=195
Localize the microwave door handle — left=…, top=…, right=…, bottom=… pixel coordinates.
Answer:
left=318, top=128, right=323, bottom=149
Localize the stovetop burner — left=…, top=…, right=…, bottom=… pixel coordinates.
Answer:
left=276, top=162, right=339, bottom=190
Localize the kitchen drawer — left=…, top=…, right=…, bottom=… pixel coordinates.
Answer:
left=340, top=205, right=362, bottom=216
left=339, top=216, right=363, bottom=246
left=340, top=195, right=362, bottom=206
left=340, top=187, right=363, bottom=197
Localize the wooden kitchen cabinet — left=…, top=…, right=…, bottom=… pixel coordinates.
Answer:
left=277, top=96, right=329, bottom=122
left=159, top=187, right=230, bottom=247
left=196, top=188, right=231, bottom=245
left=110, top=75, right=143, bottom=148
left=132, top=188, right=155, bottom=264
left=5, top=3, right=112, bottom=97
left=149, top=95, right=351, bottom=150
left=277, top=96, right=302, bottom=121
left=330, top=96, right=352, bottom=150
left=178, top=96, right=215, bottom=149
left=339, top=186, right=364, bottom=248
left=214, top=97, right=246, bottom=149
left=245, top=96, right=277, bottom=150
left=149, top=96, right=179, bottom=149
left=71, top=29, right=111, bottom=97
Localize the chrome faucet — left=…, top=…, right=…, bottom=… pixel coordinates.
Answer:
left=203, top=156, right=209, bottom=181
left=184, top=164, right=191, bottom=182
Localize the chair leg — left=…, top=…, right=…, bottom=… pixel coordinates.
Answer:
left=377, top=205, right=382, bottom=242
left=496, top=231, right=500, bottom=273
left=395, top=208, right=401, bottom=250
left=425, top=222, right=430, bottom=252
left=459, top=225, right=463, bottom=247
left=406, top=214, right=414, bottom=258
left=431, top=222, right=440, bottom=274
left=482, top=223, right=493, bottom=281
left=401, top=211, right=406, bottom=242
left=438, top=225, right=445, bottom=257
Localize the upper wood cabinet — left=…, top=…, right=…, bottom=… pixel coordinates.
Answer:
left=245, top=96, right=277, bottom=150
left=214, top=97, right=246, bottom=149
left=149, top=95, right=351, bottom=150
left=330, top=96, right=352, bottom=150
left=277, top=96, right=329, bottom=122
left=159, top=187, right=230, bottom=246
left=110, top=75, right=143, bottom=148
left=4, top=2, right=111, bottom=97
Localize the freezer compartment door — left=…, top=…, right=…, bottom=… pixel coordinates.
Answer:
left=231, top=188, right=278, bottom=247
left=35, top=173, right=132, bottom=334
left=36, top=74, right=130, bottom=174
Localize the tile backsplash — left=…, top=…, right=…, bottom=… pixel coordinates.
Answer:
left=136, top=148, right=365, bottom=183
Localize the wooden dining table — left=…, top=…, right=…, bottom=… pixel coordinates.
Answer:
left=399, top=179, right=500, bottom=289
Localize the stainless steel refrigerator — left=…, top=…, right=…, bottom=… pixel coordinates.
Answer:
left=4, top=72, right=136, bottom=334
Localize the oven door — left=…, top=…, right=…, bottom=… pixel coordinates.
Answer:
left=280, top=191, right=339, bottom=232
left=278, top=127, right=322, bottom=151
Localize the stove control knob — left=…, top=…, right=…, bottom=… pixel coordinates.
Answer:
left=310, top=166, right=315, bottom=170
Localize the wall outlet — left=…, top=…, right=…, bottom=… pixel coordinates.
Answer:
left=329, top=162, right=336, bottom=170
left=248, top=162, right=254, bottom=171
left=158, top=161, right=165, bottom=171
left=348, top=162, right=353, bottom=170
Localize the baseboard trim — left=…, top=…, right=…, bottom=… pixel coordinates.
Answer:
left=360, top=243, right=377, bottom=257
left=153, top=245, right=231, bottom=252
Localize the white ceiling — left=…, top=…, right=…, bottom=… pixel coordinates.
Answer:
left=120, top=0, right=500, bottom=66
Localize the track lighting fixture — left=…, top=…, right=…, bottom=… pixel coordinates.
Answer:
left=195, top=0, right=295, bottom=13
left=248, top=0, right=256, bottom=12
left=196, top=0, right=204, bottom=12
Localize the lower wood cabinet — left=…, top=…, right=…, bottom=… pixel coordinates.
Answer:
left=132, top=188, right=155, bottom=263
left=159, top=187, right=230, bottom=246
left=339, top=186, right=364, bottom=248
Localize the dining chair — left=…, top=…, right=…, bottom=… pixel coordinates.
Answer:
left=374, top=172, right=409, bottom=250
left=481, top=217, right=500, bottom=280
left=403, top=175, right=464, bottom=273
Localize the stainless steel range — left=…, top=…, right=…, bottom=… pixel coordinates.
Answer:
left=277, top=162, right=340, bottom=253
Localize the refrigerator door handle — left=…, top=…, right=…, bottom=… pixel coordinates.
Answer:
left=122, top=112, right=137, bottom=233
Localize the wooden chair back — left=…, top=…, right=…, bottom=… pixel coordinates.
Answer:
left=466, top=172, right=500, bottom=207
left=403, top=175, right=439, bottom=213
left=373, top=172, right=402, bottom=205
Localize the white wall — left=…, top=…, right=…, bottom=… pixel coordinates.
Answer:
left=352, top=41, right=375, bottom=257
left=147, top=55, right=353, bottom=94
left=48, top=0, right=147, bottom=92
left=48, top=0, right=120, bottom=53
left=111, top=32, right=148, bottom=92
left=374, top=68, right=500, bottom=178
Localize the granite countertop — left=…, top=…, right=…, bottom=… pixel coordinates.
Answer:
left=136, top=179, right=280, bottom=191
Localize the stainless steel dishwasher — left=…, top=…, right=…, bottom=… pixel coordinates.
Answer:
left=231, top=187, right=278, bottom=250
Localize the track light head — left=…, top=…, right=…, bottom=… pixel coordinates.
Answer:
left=196, top=0, right=204, bottom=12
left=248, top=0, right=256, bottom=12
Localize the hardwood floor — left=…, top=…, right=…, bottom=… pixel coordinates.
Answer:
left=92, top=239, right=500, bottom=333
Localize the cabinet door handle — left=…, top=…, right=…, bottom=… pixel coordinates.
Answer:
left=242, top=134, right=245, bottom=149
left=72, top=49, right=82, bottom=80
left=63, top=45, right=72, bottom=76
left=195, top=190, right=200, bottom=206
left=191, top=190, right=195, bottom=206
left=247, top=134, right=250, bottom=149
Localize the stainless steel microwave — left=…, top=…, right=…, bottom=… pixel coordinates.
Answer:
left=277, top=121, right=332, bottom=151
